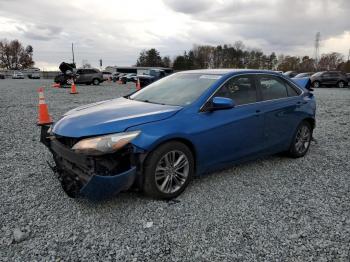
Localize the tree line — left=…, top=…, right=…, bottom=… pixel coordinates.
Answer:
left=136, top=42, right=350, bottom=73
left=1, top=38, right=349, bottom=73
left=0, top=39, right=34, bottom=70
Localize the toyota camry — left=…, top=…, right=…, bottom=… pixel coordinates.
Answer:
left=40, top=69, right=316, bottom=200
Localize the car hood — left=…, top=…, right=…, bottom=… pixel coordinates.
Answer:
left=52, top=97, right=182, bottom=138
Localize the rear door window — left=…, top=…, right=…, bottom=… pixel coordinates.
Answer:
left=258, top=76, right=288, bottom=100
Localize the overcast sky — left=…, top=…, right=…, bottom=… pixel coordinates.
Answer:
left=0, top=0, right=349, bottom=70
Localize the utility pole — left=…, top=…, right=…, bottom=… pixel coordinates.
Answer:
left=72, top=43, right=75, bottom=65
left=314, top=32, right=320, bottom=68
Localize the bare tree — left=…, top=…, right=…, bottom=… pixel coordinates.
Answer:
left=81, top=60, right=92, bottom=69
left=318, top=52, right=344, bottom=71
left=0, top=39, right=34, bottom=69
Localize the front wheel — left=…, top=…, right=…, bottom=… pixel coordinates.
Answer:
left=92, top=78, right=100, bottom=85
left=142, top=142, right=194, bottom=199
left=337, top=81, right=345, bottom=88
left=288, top=121, right=312, bottom=158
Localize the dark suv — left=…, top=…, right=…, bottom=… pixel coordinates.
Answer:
left=310, top=71, right=349, bottom=88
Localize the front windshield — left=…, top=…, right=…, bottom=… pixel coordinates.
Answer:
left=312, top=72, right=323, bottom=77
left=130, top=73, right=221, bottom=106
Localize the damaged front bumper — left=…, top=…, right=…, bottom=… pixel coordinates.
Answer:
left=40, top=125, right=138, bottom=200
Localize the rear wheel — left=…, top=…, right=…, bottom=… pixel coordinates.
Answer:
left=142, top=142, right=194, bottom=199
left=92, top=78, right=100, bottom=85
left=337, top=81, right=345, bottom=88
left=288, top=121, right=312, bottom=158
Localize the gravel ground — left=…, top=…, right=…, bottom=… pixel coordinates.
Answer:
left=0, top=79, right=349, bottom=261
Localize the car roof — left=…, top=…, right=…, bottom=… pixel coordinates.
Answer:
left=180, top=69, right=280, bottom=76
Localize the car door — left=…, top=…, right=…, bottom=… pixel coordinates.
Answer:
left=321, top=72, right=333, bottom=85
left=329, top=72, right=339, bottom=86
left=256, top=75, right=302, bottom=153
left=194, top=74, right=264, bottom=169
left=76, top=69, right=88, bottom=83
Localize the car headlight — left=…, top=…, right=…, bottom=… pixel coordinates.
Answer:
left=72, top=131, right=141, bottom=156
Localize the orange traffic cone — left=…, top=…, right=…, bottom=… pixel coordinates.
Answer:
left=136, top=78, right=141, bottom=90
left=37, top=87, right=52, bottom=126
left=52, top=83, right=60, bottom=88
left=70, top=82, right=78, bottom=94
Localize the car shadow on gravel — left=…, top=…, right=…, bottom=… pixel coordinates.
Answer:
left=71, top=139, right=318, bottom=209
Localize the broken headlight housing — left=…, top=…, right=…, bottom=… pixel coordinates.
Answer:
left=72, top=131, right=141, bottom=156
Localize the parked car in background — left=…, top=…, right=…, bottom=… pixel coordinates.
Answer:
left=283, top=71, right=298, bottom=78
left=40, top=69, right=316, bottom=200
left=76, top=69, right=104, bottom=85
left=112, top=72, right=124, bottom=82
left=0, top=73, right=5, bottom=79
left=102, top=71, right=113, bottom=81
left=12, top=71, right=24, bottom=79
left=120, top=73, right=137, bottom=84
left=28, top=72, right=40, bottom=79
left=137, top=69, right=167, bottom=88
left=55, top=68, right=104, bottom=86
left=294, top=72, right=314, bottom=78
left=310, top=71, right=348, bottom=88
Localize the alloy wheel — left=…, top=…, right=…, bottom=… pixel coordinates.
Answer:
left=155, top=150, right=189, bottom=194
left=295, top=125, right=311, bottom=154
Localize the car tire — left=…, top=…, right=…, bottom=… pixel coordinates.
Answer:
left=312, top=81, right=320, bottom=88
left=92, top=78, right=100, bottom=85
left=142, top=141, right=194, bottom=199
left=288, top=121, right=312, bottom=158
left=337, top=81, right=345, bottom=88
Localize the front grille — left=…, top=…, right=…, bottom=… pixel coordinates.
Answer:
left=55, top=136, right=80, bottom=148
left=94, top=146, right=133, bottom=176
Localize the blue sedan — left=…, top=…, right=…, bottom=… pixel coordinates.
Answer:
left=40, top=69, right=316, bottom=200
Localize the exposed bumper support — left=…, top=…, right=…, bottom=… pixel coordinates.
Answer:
left=40, top=125, right=137, bottom=200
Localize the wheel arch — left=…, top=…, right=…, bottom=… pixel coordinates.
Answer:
left=92, top=78, right=100, bottom=84
left=143, top=137, right=197, bottom=173
left=302, top=117, right=316, bottom=130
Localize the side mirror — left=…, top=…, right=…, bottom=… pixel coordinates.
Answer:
left=208, top=97, right=235, bottom=111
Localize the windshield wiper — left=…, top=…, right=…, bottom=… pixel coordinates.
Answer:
left=139, top=99, right=166, bottom=105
